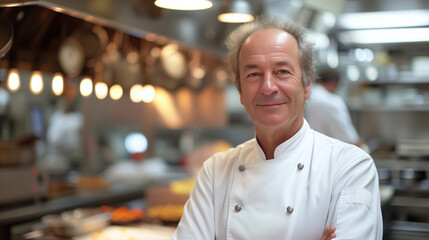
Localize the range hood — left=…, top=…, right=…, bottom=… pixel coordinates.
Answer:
left=0, top=0, right=252, bottom=58
left=0, top=0, right=343, bottom=56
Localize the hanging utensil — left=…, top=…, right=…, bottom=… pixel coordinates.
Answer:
left=114, top=34, right=142, bottom=91
left=101, top=31, right=123, bottom=87
left=156, top=43, right=187, bottom=91
left=58, top=26, right=108, bottom=77
left=212, top=65, right=230, bottom=91
left=0, top=15, right=13, bottom=59
left=186, top=49, right=208, bottom=92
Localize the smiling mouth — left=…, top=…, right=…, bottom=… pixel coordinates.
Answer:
left=256, top=102, right=285, bottom=107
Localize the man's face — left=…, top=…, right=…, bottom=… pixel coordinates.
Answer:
left=238, top=28, right=311, bottom=132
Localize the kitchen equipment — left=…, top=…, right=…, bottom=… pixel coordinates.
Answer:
left=0, top=165, right=48, bottom=205
left=396, top=139, right=429, bottom=158
left=160, top=44, right=187, bottom=82
left=58, top=36, right=85, bottom=77
left=400, top=168, right=427, bottom=188
left=41, top=208, right=110, bottom=237
left=149, top=43, right=187, bottom=91
left=186, top=50, right=207, bottom=92
left=113, top=34, right=142, bottom=91
left=212, top=66, right=230, bottom=91
left=58, top=26, right=108, bottom=77
left=0, top=138, right=35, bottom=166
left=0, top=15, right=13, bottom=59
left=377, top=168, right=392, bottom=185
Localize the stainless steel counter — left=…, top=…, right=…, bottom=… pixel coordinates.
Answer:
left=0, top=183, right=147, bottom=240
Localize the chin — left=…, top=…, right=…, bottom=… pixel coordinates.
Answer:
left=255, top=117, right=288, bottom=129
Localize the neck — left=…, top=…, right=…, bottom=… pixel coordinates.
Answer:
left=254, top=118, right=303, bottom=159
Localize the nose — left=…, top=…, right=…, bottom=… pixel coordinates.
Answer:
left=260, top=72, right=278, bottom=95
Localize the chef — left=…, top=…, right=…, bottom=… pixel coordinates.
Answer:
left=305, top=67, right=363, bottom=147
left=174, top=16, right=382, bottom=240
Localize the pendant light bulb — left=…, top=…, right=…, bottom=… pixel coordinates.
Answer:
left=141, top=84, right=156, bottom=103
left=95, top=82, right=108, bottom=99
left=80, top=77, right=93, bottom=97
left=52, top=73, right=64, bottom=96
left=30, top=71, right=44, bottom=95
left=130, top=84, right=143, bottom=103
left=7, top=69, right=20, bottom=92
left=109, top=84, right=123, bottom=100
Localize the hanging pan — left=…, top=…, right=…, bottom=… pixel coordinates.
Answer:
left=0, top=15, right=13, bottom=59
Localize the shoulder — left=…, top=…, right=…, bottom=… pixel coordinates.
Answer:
left=203, top=138, right=256, bottom=169
left=210, top=138, right=256, bottom=162
left=311, top=130, right=371, bottom=165
left=310, top=130, right=377, bottom=187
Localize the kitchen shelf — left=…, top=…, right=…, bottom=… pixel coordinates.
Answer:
left=348, top=79, right=429, bottom=85
left=349, top=105, right=429, bottom=112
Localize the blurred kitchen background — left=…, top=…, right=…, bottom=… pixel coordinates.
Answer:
left=0, top=0, right=429, bottom=239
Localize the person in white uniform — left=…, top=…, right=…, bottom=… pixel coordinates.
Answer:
left=306, top=68, right=363, bottom=147
left=174, top=17, right=382, bottom=240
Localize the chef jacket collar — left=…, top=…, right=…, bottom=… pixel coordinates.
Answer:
left=255, top=119, right=310, bottom=160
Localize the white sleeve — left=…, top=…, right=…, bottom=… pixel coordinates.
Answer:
left=173, top=160, right=215, bottom=240
left=325, top=99, right=360, bottom=144
left=327, top=147, right=383, bottom=239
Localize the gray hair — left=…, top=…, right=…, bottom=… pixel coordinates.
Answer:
left=226, top=16, right=315, bottom=92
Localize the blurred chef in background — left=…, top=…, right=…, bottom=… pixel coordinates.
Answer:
left=306, top=67, right=364, bottom=148
left=43, top=81, right=83, bottom=174
left=174, top=16, right=382, bottom=240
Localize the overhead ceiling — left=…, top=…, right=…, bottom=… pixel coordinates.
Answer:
left=1, top=0, right=429, bottom=73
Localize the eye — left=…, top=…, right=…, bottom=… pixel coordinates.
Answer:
left=276, top=69, right=289, bottom=75
left=247, top=72, right=259, bottom=78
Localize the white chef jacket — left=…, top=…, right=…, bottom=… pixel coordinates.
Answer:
left=305, top=84, right=359, bottom=144
left=174, top=120, right=382, bottom=240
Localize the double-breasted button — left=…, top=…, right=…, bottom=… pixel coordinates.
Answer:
left=286, top=206, right=294, bottom=214
left=235, top=204, right=242, bottom=212
left=238, top=165, right=245, bottom=172
left=297, top=163, right=304, bottom=170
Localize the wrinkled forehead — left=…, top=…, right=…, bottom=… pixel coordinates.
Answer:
left=239, top=28, right=300, bottom=66
left=242, top=28, right=298, bottom=51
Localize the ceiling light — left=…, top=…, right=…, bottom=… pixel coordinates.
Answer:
left=130, top=84, right=143, bottom=103
left=95, top=82, right=108, bottom=99
left=339, top=28, right=429, bottom=44
left=141, top=85, right=156, bottom=103
left=218, top=0, right=254, bottom=23
left=7, top=69, right=20, bottom=92
left=80, top=77, right=93, bottom=97
left=338, top=10, right=429, bottom=29
left=109, top=84, right=123, bottom=100
left=155, top=0, right=213, bottom=10
left=52, top=73, right=64, bottom=96
left=30, top=71, right=43, bottom=95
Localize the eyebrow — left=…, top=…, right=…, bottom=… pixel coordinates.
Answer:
left=275, top=60, right=294, bottom=69
left=242, top=60, right=295, bottom=71
left=243, top=63, right=259, bottom=71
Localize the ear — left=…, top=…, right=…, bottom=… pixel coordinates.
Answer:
left=239, top=91, right=244, bottom=105
left=304, top=77, right=312, bottom=100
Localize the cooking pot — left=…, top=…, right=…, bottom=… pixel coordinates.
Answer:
left=400, top=168, right=427, bottom=188
left=0, top=15, right=13, bottom=59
